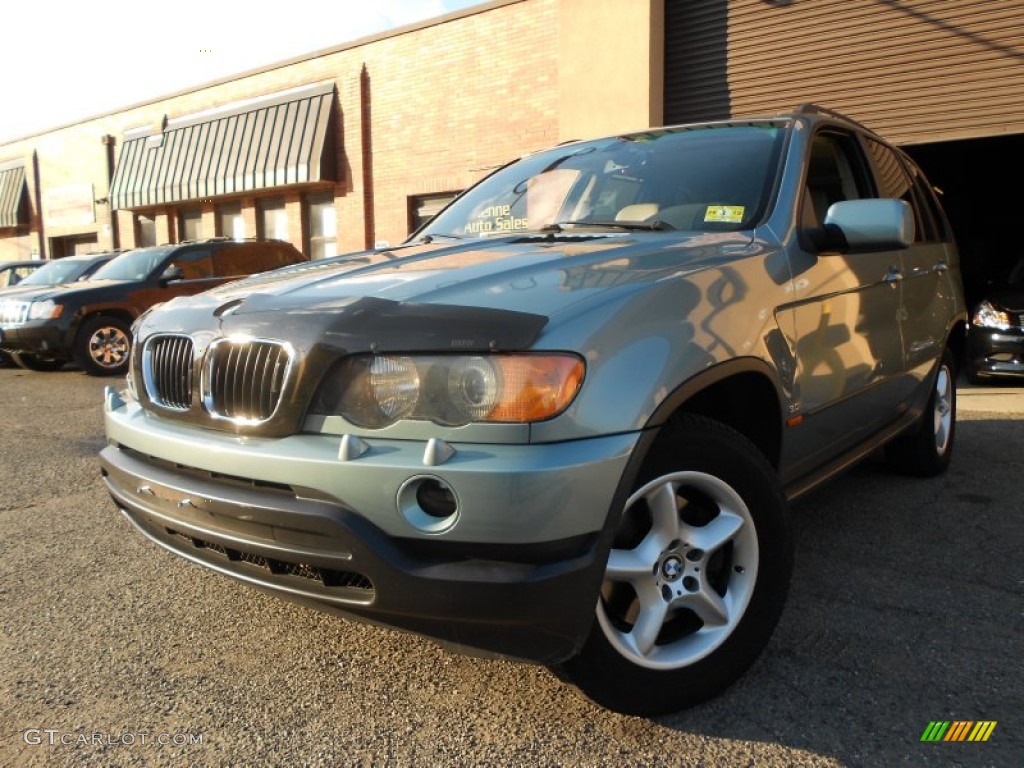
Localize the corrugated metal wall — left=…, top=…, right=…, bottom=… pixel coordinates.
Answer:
left=664, top=0, right=1024, bottom=144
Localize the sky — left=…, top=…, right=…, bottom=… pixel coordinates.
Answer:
left=0, top=0, right=483, bottom=143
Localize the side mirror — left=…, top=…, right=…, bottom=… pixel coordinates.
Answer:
left=160, top=265, right=184, bottom=284
left=823, top=198, right=914, bottom=251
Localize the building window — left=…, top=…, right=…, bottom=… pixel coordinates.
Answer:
left=136, top=214, right=157, bottom=247
left=409, top=192, right=460, bottom=234
left=259, top=197, right=288, bottom=241
left=307, top=193, right=337, bottom=259
left=179, top=208, right=204, bottom=241
left=217, top=202, right=245, bottom=241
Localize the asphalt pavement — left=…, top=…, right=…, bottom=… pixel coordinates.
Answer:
left=0, top=367, right=1020, bottom=767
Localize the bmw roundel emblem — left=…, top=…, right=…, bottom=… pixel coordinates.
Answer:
left=661, top=555, right=684, bottom=581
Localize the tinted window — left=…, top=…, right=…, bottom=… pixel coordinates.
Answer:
left=214, top=243, right=303, bottom=277
left=801, top=132, right=872, bottom=228
left=167, top=250, right=214, bottom=280
left=865, top=138, right=928, bottom=242
left=93, top=247, right=174, bottom=281
left=0, top=265, right=38, bottom=287
left=18, top=259, right=91, bottom=286
left=906, top=161, right=949, bottom=242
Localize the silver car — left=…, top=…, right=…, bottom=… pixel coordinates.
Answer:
left=100, top=105, right=965, bottom=715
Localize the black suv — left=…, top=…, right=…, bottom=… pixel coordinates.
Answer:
left=0, top=239, right=307, bottom=375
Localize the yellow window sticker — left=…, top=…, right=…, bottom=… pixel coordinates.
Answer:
left=704, top=205, right=745, bottom=223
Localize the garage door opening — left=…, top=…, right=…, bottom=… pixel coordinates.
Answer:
left=904, top=134, right=1024, bottom=312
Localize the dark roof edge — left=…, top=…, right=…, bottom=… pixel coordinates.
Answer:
left=2, top=0, right=524, bottom=145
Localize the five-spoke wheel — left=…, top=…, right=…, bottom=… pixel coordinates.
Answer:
left=598, top=471, right=758, bottom=670
left=561, top=414, right=792, bottom=715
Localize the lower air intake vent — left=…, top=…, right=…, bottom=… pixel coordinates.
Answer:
left=167, top=528, right=374, bottom=592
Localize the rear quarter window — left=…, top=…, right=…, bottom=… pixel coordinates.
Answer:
left=214, top=243, right=305, bottom=277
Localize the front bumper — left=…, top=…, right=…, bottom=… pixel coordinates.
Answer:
left=0, top=318, right=72, bottom=358
left=102, top=394, right=641, bottom=663
left=966, top=325, right=1024, bottom=379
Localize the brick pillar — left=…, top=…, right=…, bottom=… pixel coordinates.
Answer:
left=337, top=71, right=367, bottom=253
left=285, top=193, right=305, bottom=253
left=166, top=209, right=179, bottom=244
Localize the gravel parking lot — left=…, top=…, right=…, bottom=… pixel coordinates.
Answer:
left=1, top=366, right=1020, bottom=767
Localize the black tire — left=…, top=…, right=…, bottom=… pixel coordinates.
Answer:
left=73, top=316, right=132, bottom=376
left=885, top=348, right=956, bottom=477
left=559, top=414, right=793, bottom=716
left=9, top=352, right=66, bottom=372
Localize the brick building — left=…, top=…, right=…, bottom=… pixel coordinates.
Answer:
left=0, top=0, right=661, bottom=262
left=1, top=0, right=1022, bottom=295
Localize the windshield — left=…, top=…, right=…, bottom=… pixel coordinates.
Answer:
left=419, top=123, right=788, bottom=240
left=92, top=247, right=172, bottom=281
left=19, top=258, right=92, bottom=286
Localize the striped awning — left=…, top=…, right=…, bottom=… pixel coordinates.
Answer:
left=111, top=81, right=336, bottom=210
left=0, top=160, right=27, bottom=228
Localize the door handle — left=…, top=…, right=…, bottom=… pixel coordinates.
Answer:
left=884, top=267, right=903, bottom=284
left=934, top=261, right=949, bottom=273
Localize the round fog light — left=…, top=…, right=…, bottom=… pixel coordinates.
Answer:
left=416, top=479, right=457, bottom=518
left=397, top=476, right=460, bottom=533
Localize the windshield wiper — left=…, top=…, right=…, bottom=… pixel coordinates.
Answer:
left=417, top=233, right=465, bottom=243
left=541, top=219, right=675, bottom=233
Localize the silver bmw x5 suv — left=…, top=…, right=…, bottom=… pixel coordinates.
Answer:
left=100, top=105, right=965, bottom=715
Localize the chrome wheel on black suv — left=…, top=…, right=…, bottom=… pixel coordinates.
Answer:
left=75, top=316, right=132, bottom=376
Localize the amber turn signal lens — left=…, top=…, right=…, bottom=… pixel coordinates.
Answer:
left=487, top=355, right=585, bottom=422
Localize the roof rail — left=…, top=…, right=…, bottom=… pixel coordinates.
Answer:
left=786, top=103, right=874, bottom=134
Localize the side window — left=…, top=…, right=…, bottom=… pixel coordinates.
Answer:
left=802, top=132, right=872, bottom=228
left=214, top=246, right=254, bottom=277
left=215, top=245, right=299, bottom=276
left=906, top=161, right=949, bottom=242
left=166, top=250, right=213, bottom=280
left=864, top=139, right=927, bottom=243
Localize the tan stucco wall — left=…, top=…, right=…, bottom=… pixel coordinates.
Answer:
left=557, top=0, right=664, bottom=142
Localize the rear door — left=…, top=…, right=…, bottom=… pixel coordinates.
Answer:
left=864, top=139, right=959, bottom=394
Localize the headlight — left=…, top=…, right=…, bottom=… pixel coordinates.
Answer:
left=972, top=300, right=1012, bottom=330
left=314, top=353, right=585, bottom=428
left=28, top=299, right=63, bottom=320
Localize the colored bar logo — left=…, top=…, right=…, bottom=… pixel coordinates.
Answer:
left=920, top=721, right=997, bottom=742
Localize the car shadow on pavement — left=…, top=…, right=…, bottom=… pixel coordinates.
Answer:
left=653, top=416, right=1021, bottom=766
